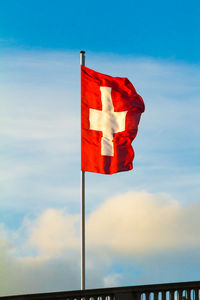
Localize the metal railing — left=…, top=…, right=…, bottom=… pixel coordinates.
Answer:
left=1, top=281, right=200, bottom=300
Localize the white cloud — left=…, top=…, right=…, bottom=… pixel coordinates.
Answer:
left=103, top=273, right=122, bottom=287
left=3, top=191, right=200, bottom=261
left=1, top=190, right=200, bottom=296
left=87, top=191, right=200, bottom=255
left=0, top=245, right=81, bottom=296
left=0, top=209, right=106, bottom=296
left=27, top=209, right=79, bottom=257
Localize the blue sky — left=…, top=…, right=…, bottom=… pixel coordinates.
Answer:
left=0, top=0, right=200, bottom=297
left=0, top=0, right=200, bottom=62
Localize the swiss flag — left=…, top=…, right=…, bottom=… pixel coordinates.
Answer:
left=81, top=66, right=145, bottom=174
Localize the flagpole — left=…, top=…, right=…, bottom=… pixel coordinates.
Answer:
left=80, top=50, right=85, bottom=291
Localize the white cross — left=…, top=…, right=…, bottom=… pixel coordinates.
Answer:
left=89, top=86, right=128, bottom=156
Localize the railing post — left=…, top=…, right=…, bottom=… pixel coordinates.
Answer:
left=195, top=289, right=199, bottom=300
left=170, top=290, right=175, bottom=300
left=146, top=292, right=150, bottom=300
left=154, top=291, right=158, bottom=300
left=115, top=291, right=135, bottom=300
left=178, top=290, right=183, bottom=300
left=187, top=289, right=191, bottom=300
left=136, top=292, right=141, bottom=300
left=162, top=291, right=166, bottom=300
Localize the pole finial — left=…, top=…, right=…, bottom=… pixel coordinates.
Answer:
left=80, top=51, right=85, bottom=67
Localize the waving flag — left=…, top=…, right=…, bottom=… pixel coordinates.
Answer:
left=81, top=65, right=145, bottom=174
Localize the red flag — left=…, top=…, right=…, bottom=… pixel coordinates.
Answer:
left=81, top=66, right=145, bottom=174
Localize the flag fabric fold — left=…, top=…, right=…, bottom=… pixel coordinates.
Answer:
left=81, top=65, right=145, bottom=175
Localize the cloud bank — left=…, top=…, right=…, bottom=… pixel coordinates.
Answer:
left=1, top=191, right=200, bottom=296
left=87, top=191, right=200, bottom=255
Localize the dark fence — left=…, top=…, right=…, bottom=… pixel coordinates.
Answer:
left=1, top=281, right=200, bottom=300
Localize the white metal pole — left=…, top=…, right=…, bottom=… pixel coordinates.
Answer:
left=80, top=50, right=85, bottom=290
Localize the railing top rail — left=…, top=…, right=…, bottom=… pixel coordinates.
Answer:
left=1, top=280, right=200, bottom=299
